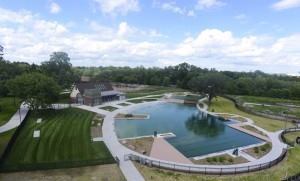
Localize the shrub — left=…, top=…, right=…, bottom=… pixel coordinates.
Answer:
left=254, top=147, right=259, bottom=153
left=212, top=157, right=217, bottom=162
left=228, top=158, right=233, bottom=163
left=206, top=157, right=212, bottom=162
left=219, top=156, right=225, bottom=163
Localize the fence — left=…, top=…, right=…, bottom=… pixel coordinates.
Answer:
left=125, top=149, right=287, bottom=175
left=281, top=127, right=300, bottom=146
left=223, top=95, right=299, bottom=123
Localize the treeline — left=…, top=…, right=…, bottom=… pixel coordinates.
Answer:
left=0, top=52, right=78, bottom=110
left=75, top=63, right=300, bottom=100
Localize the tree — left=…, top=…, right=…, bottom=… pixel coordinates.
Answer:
left=0, top=45, right=4, bottom=61
left=7, top=73, right=60, bottom=111
left=41, top=52, right=78, bottom=88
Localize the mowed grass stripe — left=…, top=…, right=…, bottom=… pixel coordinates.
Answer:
left=2, top=108, right=114, bottom=169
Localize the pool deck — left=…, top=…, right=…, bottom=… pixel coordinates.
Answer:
left=227, top=123, right=271, bottom=142
left=150, top=137, right=192, bottom=164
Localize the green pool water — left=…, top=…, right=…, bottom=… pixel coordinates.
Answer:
left=115, top=102, right=263, bottom=157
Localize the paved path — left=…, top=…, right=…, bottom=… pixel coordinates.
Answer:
left=150, top=138, right=192, bottom=164
left=76, top=101, right=147, bottom=181
left=74, top=95, right=288, bottom=177
left=0, top=103, right=29, bottom=134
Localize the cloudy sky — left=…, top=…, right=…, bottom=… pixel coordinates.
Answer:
left=0, top=0, right=300, bottom=74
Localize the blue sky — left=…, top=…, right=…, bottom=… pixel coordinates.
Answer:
left=0, top=0, right=300, bottom=75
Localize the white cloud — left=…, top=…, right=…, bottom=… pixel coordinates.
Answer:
left=93, top=0, right=139, bottom=15
left=196, top=0, right=225, bottom=9
left=234, top=14, right=247, bottom=20
left=50, top=2, right=61, bottom=14
left=272, top=0, right=300, bottom=10
left=154, top=1, right=195, bottom=17
left=1, top=7, right=300, bottom=73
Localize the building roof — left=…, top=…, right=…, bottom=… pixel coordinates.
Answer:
left=101, top=90, right=122, bottom=97
left=75, top=82, right=113, bottom=95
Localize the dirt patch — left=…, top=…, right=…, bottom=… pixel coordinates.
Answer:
left=0, top=164, right=125, bottom=181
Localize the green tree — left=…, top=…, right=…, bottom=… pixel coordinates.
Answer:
left=41, top=52, right=78, bottom=88
left=7, top=73, right=60, bottom=111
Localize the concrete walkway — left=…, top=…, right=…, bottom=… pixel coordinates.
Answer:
left=73, top=94, right=289, bottom=177
left=150, top=138, right=192, bottom=164
left=0, top=103, right=29, bottom=134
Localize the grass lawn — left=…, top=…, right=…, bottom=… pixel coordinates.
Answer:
left=125, top=86, right=186, bottom=99
left=0, top=97, right=20, bottom=127
left=135, top=145, right=300, bottom=181
left=0, top=128, right=16, bottom=157
left=127, top=98, right=157, bottom=104
left=208, top=97, right=294, bottom=132
left=283, top=131, right=300, bottom=145
left=0, top=164, right=125, bottom=181
left=241, top=125, right=267, bottom=137
left=234, top=95, right=300, bottom=106
left=250, top=104, right=300, bottom=119
left=99, top=106, right=118, bottom=112
left=1, top=108, right=115, bottom=171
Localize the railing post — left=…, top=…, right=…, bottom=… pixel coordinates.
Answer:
left=205, top=167, right=206, bottom=175
left=234, top=167, right=236, bottom=174
left=220, top=168, right=222, bottom=175
left=248, top=166, right=250, bottom=172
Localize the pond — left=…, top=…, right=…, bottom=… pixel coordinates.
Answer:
left=115, top=102, right=263, bottom=157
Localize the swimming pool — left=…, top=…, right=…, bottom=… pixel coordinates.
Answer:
left=115, top=102, right=263, bottom=158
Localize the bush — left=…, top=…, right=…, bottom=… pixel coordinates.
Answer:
left=206, top=157, right=212, bottom=162
left=228, top=158, right=233, bottom=163
left=218, top=156, right=225, bottom=163
left=212, top=157, right=217, bottom=162
left=254, top=147, right=259, bottom=153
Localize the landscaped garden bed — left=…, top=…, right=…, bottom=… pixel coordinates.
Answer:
left=99, top=106, right=118, bottom=112
left=114, top=113, right=149, bottom=120
left=192, top=154, right=248, bottom=165
left=117, top=103, right=131, bottom=106
left=120, top=137, right=154, bottom=156
left=127, top=98, right=157, bottom=104
left=243, top=143, right=272, bottom=159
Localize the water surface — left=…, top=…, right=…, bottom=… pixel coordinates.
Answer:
left=115, top=102, right=262, bottom=157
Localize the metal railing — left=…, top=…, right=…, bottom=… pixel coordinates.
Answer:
left=281, top=127, right=300, bottom=146
left=125, top=149, right=287, bottom=175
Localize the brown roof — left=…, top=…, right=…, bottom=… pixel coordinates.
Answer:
left=75, top=82, right=113, bottom=94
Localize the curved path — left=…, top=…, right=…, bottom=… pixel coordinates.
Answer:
left=0, top=103, right=29, bottom=134
left=78, top=95, right=290, bottom=178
